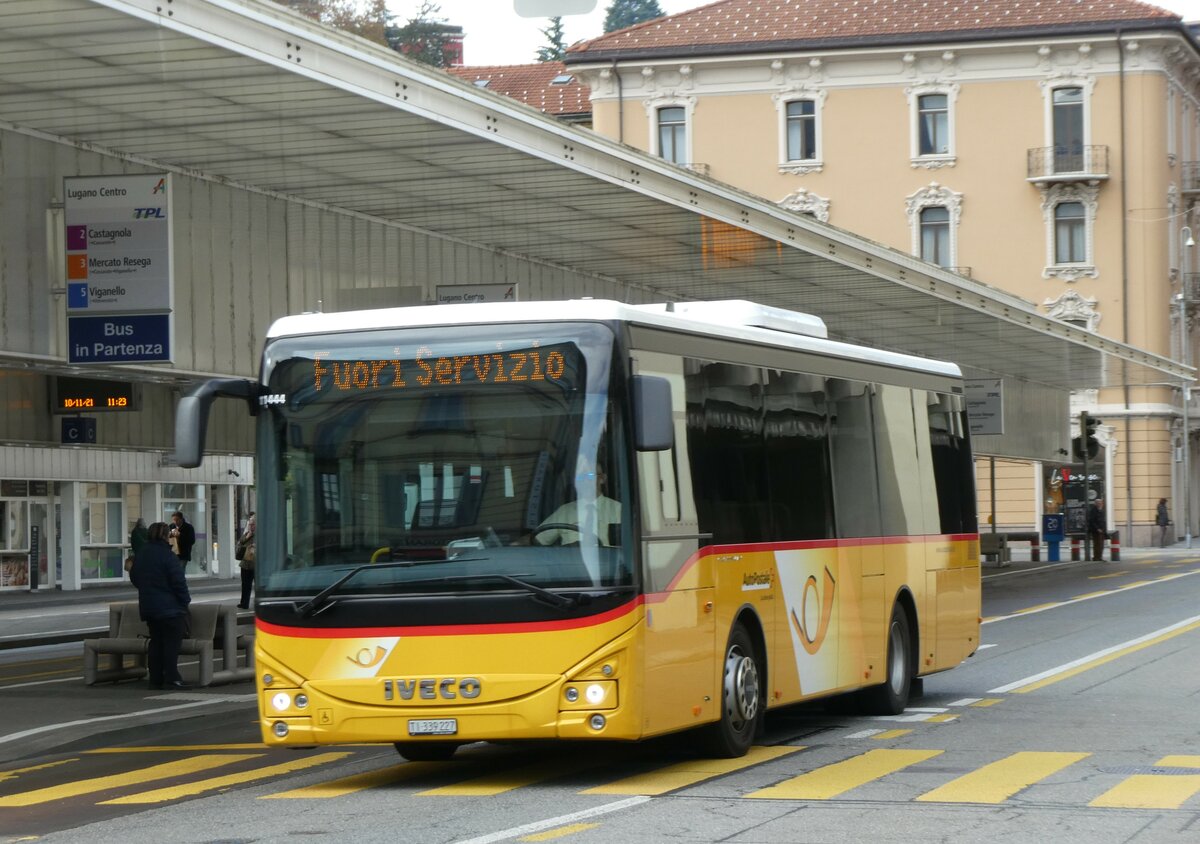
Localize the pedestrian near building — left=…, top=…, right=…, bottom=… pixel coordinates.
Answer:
left=170, top=511, right=196, bottom=568
left=1087, top=497, right=1107, bottom=562
left=236, top=513, right=256, bottom=609
left=129, top=522, right=192, bottom=690
left=1156, top=498, right=1171, bottom=547
left=129, top=518, right=149, bottom=557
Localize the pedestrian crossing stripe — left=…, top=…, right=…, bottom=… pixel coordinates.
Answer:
left=98, top=752, right=352, bottom=805
left=5, top=747, right=1200, bottom=810
left=916, top=751, right=1090, bottom=803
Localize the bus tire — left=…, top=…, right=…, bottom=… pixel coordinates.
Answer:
left=394, top=742, right=459, bottom=762
left=860, top=604, right=913, bottom=715
left=703, top=624, right=762, bottom=758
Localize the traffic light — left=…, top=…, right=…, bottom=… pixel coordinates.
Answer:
left=1073, top=411, right=1100, bottom=461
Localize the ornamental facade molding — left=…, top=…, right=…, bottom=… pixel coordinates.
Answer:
left=778, top=188, right=831, bottom=222
left=1043, top=289, right=1101, bottom=332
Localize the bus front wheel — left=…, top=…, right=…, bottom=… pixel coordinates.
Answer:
left=394, top=742, right=459, bottom=762
left=860, top=604, right=913, bottom=715
left=703, top=624, right=761, bottom=758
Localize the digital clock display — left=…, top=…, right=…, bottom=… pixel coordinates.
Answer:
left=52, top=377, right=139, bottom=413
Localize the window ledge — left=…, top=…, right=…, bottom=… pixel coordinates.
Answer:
left=911, top=155, right=956, bottom=170
left=1044, top=264, right=1097, bottom=281
left=779, top=160, right=824, bottom=175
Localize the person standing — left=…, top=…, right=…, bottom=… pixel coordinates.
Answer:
left=1087, top=497, right=1107, bottom=562
left=129, top=522, right=192, bottom=690
left=170, top=511, right=196, bottom=569
left=129, top=518, right=149, bottom=557
left=1156, top=498, right=1171, bottom=547
left=236, top=513, right=256, bottom=609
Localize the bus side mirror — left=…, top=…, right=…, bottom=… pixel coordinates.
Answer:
left=175, top=378, right=260, bottom=468
left=633, top=375, right=673, bottom=452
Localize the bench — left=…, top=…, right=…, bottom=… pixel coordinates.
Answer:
left=84, top=602, right=253, bottom=687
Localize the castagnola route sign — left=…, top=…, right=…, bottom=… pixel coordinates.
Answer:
left=64, top=174, right=173, bottom=364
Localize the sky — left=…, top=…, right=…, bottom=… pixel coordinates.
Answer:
left=387, top=0, right=1200, bottom=67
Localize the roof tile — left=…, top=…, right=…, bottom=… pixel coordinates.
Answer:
left=447, top=62, right=590, bottom=116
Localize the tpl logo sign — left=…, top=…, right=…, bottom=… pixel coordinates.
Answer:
left=133, top=207, right=165, bottom=219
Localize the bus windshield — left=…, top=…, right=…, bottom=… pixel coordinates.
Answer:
left=254, top=321, right=632, bottom=602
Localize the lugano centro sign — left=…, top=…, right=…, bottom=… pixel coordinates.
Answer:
left=65, top=174, right=173, bottom=364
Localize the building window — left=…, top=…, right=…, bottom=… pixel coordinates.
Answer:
left=1041, top=183, right=1098, bottom=280
left=918, top=94, right=949, bottom=156
left=1053, top=87, right=1084, bottom=170
left=906, top=182, right=962, bottom=266
left=1054, top=202, right=1086, bottom=264
left=786, top=100, right=816, bottom=160
left=657, top=106, right=686, bottom=164
left=920, top=206, right=951, bottom=267
left=907, top=84, right=958, bottom=168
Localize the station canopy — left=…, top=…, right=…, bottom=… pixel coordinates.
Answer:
left=0, top=0, right=1190, bottom=392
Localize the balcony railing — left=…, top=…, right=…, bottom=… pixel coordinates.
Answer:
left=1026, top=145, right=1110, bottom=183
left=1184, top=272, right=1200, bottom=303
left=1183, top=162, right=1200, bottom=194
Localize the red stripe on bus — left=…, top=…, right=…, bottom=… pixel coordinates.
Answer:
left=256, top=597, right=643, bottom=638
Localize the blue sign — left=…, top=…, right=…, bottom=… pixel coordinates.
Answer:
left=67, top=282, right=89, bottom=309
left=67, top=314, right=170, bottom=364
left=1042, top=514, right=1065, bottom=541
left=61, top=417, right=97, bottom=444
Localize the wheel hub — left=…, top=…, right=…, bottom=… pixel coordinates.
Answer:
left=723, top=646, right=759, bottom=726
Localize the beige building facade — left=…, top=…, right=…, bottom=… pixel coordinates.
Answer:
left=567, top=0, right=1200, bottom=546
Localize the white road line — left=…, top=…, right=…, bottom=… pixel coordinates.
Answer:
left=988, top=612, right=1200, bottom=694
left=982, top=570, right=1200, bottom=624
left=946, top=698, right=982, bottom=706
left=1, top=676, right=81, bottom=690
left=451, top=796, right=651, bottom=844
left=0, top=696, right=254, bottom=747
left=0, top=628, right=102, bottom=641
left=846, top=729, right=885, bottom=739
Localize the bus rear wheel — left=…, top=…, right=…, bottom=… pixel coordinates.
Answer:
left=703, top=624, right=761, bottom=758
left=394, top=742, right=459, bottom=762
left=859, top=604, right=913, bottom=715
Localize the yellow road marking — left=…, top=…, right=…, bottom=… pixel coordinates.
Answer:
left=100, top=752, right=351, bottom=805
left=1122, top=581, right=1154, bottom=588
left=0, top=754, right=259, bottom=807
left=926, top=714, right=957, bottom=723
left=1090, top=756, right=1200, bottom=809
left=1087, top=572, right=1128, bottom=580
left=419, top=756, right=601, bottom=797
left=969, top=699, right=1003, bottom=707
left=86, top=744, right=268, bottom=753
left=263, top=762, right=442, bottom=798
left=746, top=749, right=942, bottom=800
left=0, top=668, right=81, bottom=683
left=916, top=752, right=1089, bottom=804
left=1011, top=619, right=1200, bottom=693
left=520, top=823, right=601, bottom=841
left=871, top=730, right=912, bottom=740
left=1072, top=591, right=1112, bottom=600
left=582, top=745, right=802, bottom=796
left=0, top=758, right=79, bottom=783
left=1014, top=603, right=1059, bottom=614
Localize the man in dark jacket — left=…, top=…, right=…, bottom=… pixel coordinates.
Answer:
left=130, top=522, right=192, bottom=689
left=1087, top=497, right=1107, bottom=562
left=170, top=511, right=196, bottom=568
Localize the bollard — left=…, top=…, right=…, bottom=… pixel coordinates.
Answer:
left=1047, top=539, right=1060, bottom=562
left=1071, top=537, right=1081, bottom=561
left=1109, top=530, right=1120, bottom=562
left=1030, top=536, right=1040, bottom=562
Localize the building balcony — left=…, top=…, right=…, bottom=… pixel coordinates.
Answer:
left=1026, top=145, right=1109, bottom=184
left=1183, top=162, right=1200, bottom=195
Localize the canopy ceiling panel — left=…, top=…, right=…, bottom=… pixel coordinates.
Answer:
left=0, top=0, right=1189, bottom=390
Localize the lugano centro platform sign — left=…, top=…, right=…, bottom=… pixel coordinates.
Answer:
left=65, top=174, right=173, bottom=364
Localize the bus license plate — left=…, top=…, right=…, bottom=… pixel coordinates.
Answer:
left=408, top=718, right=457, bottom=736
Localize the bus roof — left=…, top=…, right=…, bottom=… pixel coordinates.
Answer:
left=266, top=299, right=962, bottom=380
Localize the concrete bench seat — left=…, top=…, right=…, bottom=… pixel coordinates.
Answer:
left=84, top=602, right=253, bottom=687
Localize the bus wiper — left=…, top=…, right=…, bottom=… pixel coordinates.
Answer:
left=403, top=573, right=579, bottom=609
left=294, top=557, right=478, bottom=618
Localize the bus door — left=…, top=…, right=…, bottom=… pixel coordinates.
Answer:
left=634, top=353, right=715, bottom=736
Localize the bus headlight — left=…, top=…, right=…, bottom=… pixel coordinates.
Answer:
left=271, top=692, right=292, bottom=712
left=589, top=714, right=606, bottom=731
left=272, top=721, right=290, bottom=738
left=294, top=694, right=309, bottom=709
left=561, top=680, right=616, bottom=710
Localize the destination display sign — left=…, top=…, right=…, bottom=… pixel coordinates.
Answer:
left=51, top=376, right=140, bottom=414
left=309, top=345, right=571, bottom=393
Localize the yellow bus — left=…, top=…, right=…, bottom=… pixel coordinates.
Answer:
left=176, top=299, right=980, bottom=760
